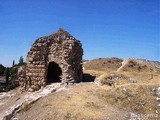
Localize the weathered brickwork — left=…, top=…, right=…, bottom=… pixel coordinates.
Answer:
left=18, top=29, right=83, bottom=92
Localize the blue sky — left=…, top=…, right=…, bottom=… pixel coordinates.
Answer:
left=0, top=0, right=159, bottom=66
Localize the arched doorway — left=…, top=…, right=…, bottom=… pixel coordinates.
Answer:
left=46, top=62, right=62, bottom=83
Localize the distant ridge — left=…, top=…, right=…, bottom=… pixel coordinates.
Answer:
left=83, top=57, right=160, bottom=73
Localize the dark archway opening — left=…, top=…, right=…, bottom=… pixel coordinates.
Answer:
left=47, top=62, right=62, bottom=83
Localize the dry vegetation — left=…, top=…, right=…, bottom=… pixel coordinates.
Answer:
left=14, top=74, right=160, bottom=120
left=1, top=58, right=160, bottom=120
left=15, top=84, right=128, bottom=120
left=83, top=58, right=160, bottom=116
left=121, top=59, right=160, bottom=73
left=83, top=57, right=123, bottom=72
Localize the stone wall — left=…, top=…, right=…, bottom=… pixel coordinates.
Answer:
left=19, top=28, right=83, bottom=92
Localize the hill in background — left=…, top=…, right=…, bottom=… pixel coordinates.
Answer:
left=0, top=57, right=160, bottom=120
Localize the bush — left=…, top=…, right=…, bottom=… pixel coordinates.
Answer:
left=6, top=81, right=18, bottom=90
left=0, top=64, right=6, bottom=76
left=0, top=84, right=6, bottom=92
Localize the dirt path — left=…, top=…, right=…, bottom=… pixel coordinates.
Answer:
left=117, top=59, right=129, bottom=72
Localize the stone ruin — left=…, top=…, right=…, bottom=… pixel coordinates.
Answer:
left=18, top=28, right=83, bottom=92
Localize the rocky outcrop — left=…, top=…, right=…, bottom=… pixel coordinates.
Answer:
left=19, top=28, right=83, bottom=92
left=0, top=83, right=64, bottom=120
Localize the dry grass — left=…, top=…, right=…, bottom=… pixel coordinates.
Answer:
left=95, top=83, right=160, bottom=114
left=121, top=59, right=160, bottom=73
left=84, top=68, right=160, bottom=115
left=2, top=58, right=160, bottom=120
left=15, top=84, right=128, bottom=120
left=0, top=87, right=23, bottom=112
left=83, top=57, right=123, bottom=71
left=87, top=66, right=160, bottom=113
left=14, top=72, right=160, bottom=119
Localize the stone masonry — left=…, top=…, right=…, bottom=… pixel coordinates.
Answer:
left=18, top=28, right=83, bottom=92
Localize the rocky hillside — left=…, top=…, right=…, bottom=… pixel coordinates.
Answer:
left=84, top=58, right=160, bottom=73
left=83, top=57, right=123, bottom=71
left=0, top=57, right=160, bottom=120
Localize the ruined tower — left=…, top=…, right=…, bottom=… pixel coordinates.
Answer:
left=18, top=28, right=83, bottom=91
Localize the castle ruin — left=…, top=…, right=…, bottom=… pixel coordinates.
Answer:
left=18, top=28, right=83, bottom=92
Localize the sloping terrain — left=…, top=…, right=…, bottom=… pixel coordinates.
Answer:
left=15, top=83, right=129, bottom=120
left=83, top=57, right=123, bottom=72
left=0, top=57, right=160, bottom=120
left=121, top=59, right=160, bottom=73
left=84, top=58, right=160, bottom=73
left=0, top=83, right=63, bottom=120
left=84, top=58, right=160, bottom=87
left=5, top=76, right=160, bottom=120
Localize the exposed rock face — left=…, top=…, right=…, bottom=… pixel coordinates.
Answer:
left=19, top=28, right=83, bottom=92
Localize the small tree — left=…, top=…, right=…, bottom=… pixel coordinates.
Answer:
left=10, top=67, right=18, bottom=80
left=12, top=60, right=15, bottom=67
left=5, top=67, right=10, bottom=87
left=0, top=64, right=6, bottom=76
left=19, top=56, right=24, bottom=66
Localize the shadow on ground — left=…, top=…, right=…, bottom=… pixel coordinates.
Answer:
left=83, top=73, right=96, bottom=82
